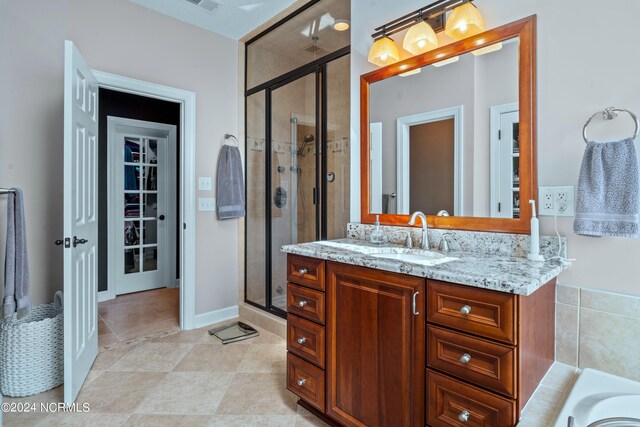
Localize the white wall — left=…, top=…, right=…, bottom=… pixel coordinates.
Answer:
left=351, top=0, right=640, bottom=296
left=0, top=0, right=239, bottom=314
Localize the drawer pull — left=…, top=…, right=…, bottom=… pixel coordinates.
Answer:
left=459, top=353, right=472, bottom=364
left=458, top=410, right=470, bottom=422
left=297, top=337, right=307, bottom=344
left=459, top=304, right=472, bottom=315
left=297, top=378, right=306, bottom=387
left=298, top=268, right=308, bottom=275
left=298, top=299, right=308, bottom=308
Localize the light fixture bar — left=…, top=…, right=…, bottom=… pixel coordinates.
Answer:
left=371, top=0, right=473, bottom=40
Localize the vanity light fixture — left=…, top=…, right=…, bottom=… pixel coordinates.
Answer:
left=332, top=19, right=350, bottom=31
left=403, top=19, right=438, bottom=55
left=444, top=2, right=485, bottom=40
left=368, top=0, right=496, bottom=67
left=368, top=35, right=401, bottom=66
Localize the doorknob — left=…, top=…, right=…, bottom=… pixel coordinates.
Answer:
left=158, top=215, right=166, bottom=221
left=73, top=236, right=88, bottom=247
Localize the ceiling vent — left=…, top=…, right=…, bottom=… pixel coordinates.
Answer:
left=303, top=44, right=329, bottom=57
left=183, top=0, right=223, bottom=13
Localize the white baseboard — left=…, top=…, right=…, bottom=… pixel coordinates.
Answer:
left=97, top=291, right=111, bottom=303
left=194, top=305, right=239, bottom=329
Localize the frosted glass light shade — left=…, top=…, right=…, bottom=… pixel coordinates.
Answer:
left=445, top=3, right=485, bottom=40
left=403, top=21, right=438, bottom=55
left=368, top=37, right=400, bottom=66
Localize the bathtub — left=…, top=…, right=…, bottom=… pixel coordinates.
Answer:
left=553, top=368, right=640, bottom=427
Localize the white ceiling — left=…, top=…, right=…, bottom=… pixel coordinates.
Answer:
left=129, top=0, right=300, bottom=40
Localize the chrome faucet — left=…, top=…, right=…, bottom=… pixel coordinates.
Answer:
left=408, top=211, right=429, bottom=250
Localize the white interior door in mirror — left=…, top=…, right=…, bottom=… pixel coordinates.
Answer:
left=490, top=103, right=520, bottom=219
left=370, top=122, right=383, bottom=213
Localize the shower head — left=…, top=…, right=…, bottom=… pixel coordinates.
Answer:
left=297, top=134, right=315, bottom=156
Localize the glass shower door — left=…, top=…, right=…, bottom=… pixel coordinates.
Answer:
left=270, top=72, right=318, bottom=311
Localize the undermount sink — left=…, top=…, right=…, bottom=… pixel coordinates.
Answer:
left=369, top=252, right=458, bottom=266
left=315, top=241, right=458, bottom=266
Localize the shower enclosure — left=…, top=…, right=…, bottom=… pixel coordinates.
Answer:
left=245, top=0, right=350, bottom=316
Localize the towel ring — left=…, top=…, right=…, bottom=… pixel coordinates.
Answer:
left=223, top=134, right=239, bottom=146
left=583, top=107, right=639, bottom=144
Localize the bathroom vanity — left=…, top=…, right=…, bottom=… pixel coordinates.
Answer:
left=282, top=238, right=565, bottom=427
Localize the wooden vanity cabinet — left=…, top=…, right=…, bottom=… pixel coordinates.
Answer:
left=326, top=262, right=425, bottom=427
left=285, top=254, right=556, bottom=427
left=426, top=279, right=556, bottom=427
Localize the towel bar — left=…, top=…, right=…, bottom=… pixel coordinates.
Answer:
left=583, top=107, right=639, bottom=143
left=0, top=187, right=16, bottom=195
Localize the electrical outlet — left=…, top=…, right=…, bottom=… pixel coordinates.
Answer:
left=538, top=186, right=575, bottom=216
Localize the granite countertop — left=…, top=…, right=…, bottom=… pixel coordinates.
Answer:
left=281, top=239, right=569, bottom=296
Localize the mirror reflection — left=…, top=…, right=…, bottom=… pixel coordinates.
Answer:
left=369, top=38, right=520, bottom=219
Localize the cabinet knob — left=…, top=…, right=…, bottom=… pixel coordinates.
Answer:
left=459, top=304, right=472, bottom=315
left=459, top=353, right=472, bottom=364
left=297, top=337, right=307, bottom=344
left=298, top=268, right=308, bottom=275
left=298, top=299, right=308, bottom=308
left=297, top=378, right=306, bottom=387
left=458, top=410, right=470, bottom=422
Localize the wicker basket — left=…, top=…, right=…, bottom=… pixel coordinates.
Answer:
left=0, top=292, right=63, bottom=397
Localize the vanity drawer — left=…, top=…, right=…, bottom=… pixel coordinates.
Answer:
left=287, top=352, right=325, bottom=412
left=287, top=314, right=325, bottom=368
left=427, top=280, right=516, bottom=344
left=427, top=370, right=515, bottom=427
left=287, top=283, right=325, bottom=324
left=287, top=255, right=325, bottom=291
left=427, top=325, right=516, bottom=398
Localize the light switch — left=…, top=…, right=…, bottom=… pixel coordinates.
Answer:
left=199, top=197, right=216, bottom=212
left=199, top=176, right=212, bottom=191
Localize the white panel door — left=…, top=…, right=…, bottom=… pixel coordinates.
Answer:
left=107, top=117, right=176, bottom=295
left=63, top=40, right=99, bottom=405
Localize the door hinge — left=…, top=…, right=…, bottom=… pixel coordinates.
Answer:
left=498, top=202, right=501, bottom=212
left=183, top=223, right=186, bottom=230
left=498, top=130, right=502, bottom=140
left=313, top=187, right=317, bottom=205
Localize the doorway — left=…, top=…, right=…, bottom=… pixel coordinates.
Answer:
left=97, top=91, right=181, bottom=344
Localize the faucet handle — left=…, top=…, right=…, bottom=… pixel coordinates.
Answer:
left=405, top=232, right=413, bottom=248
left=438, top=233, right=453, bottom=252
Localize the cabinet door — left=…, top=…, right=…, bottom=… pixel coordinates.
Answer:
left=326, top=262, right=425, bottom=427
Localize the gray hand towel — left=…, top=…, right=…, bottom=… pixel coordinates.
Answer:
left=4, top=188, right=31, bottom=320
left=574, top=138, right=640, bottom=237
left=216, top=145, right=246, bottom=220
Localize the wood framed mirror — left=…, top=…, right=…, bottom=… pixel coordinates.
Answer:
left=361, top=15, right=536, bottom=233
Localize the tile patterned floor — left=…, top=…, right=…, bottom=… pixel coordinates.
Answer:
left=3, top=321, right=329, bottom=427
left=98, top=288, right=180, bottom=347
